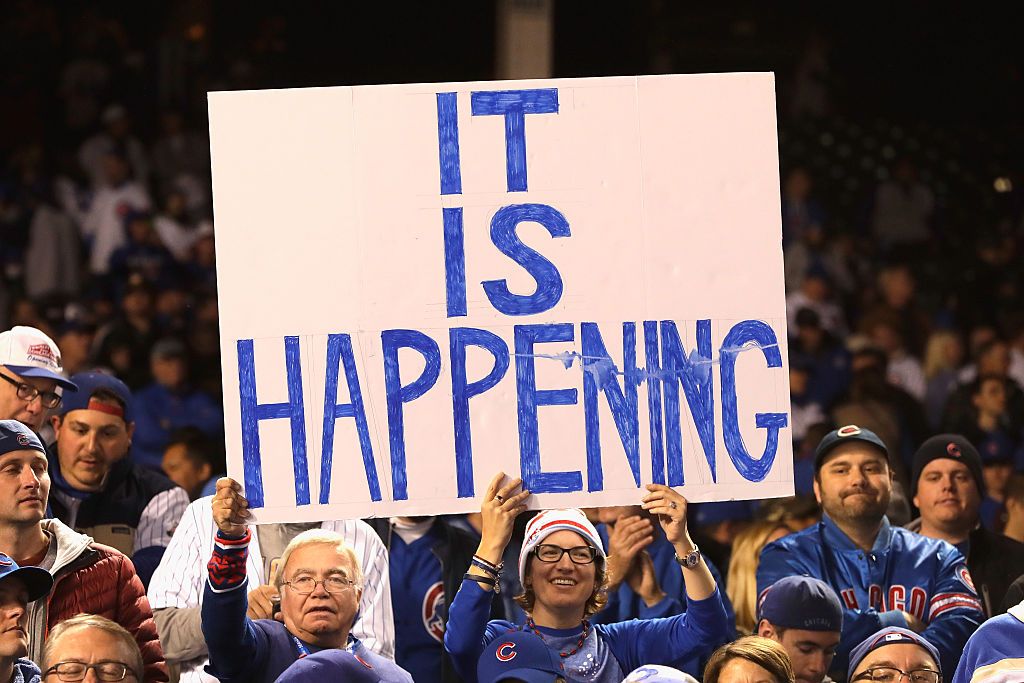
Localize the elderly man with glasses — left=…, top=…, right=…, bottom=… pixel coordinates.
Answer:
left=41, top=614, right=145, bottom=682
left=0, top=327, right=78, bottom=432
left=201, top=478, right=412, bottom=683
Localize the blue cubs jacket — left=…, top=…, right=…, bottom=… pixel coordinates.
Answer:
left=757, top=514, right=984, bottom=677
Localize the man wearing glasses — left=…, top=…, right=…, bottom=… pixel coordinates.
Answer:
left=201, top=478, right=412, bottom=683
left=847, top=627, right=942, bottom=683
left=0, top=327, right=78, bottom=432
left=41, top=614, right=145, bottom=682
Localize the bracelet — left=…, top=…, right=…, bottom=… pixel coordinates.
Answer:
left=471, top=558, right=501, bottom=577
left=472, top=555, right=503, bottom=573
left=465, top=573, right=501, bottom=594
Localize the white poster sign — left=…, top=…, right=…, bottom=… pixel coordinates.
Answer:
left=209, top=73, right=792, bottom=522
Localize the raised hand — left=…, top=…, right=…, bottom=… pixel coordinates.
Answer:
left=640, top=484, right=691, bottom=548
left=476, top=472, right=530, bottom=565
left=605, top=514, right=654, bottom=590
left=626, top=550, right=667, bottom=607
left=212, top=477, right=251, bottom=537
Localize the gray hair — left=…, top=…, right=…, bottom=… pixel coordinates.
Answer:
left=274, top=528, right=364, bottom=591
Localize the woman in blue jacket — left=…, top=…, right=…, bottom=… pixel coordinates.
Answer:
left=444, top=473, right=732, bottom=683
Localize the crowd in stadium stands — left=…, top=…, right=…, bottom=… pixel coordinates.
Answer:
left=1, top=5, right=1023, bottom=683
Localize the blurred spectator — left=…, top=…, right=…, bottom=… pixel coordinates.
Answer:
left=41, top=615, right=146, bottom=683
left=793, top=423, right=833, bottom=494
left=868, top=315, right=925, bottom=401
left=978, top=441, right=1016, bottom=532
left=0, top=551, right=53, bottom=683
left=786, top=269, right=847, bottom=338
left=756, top=576, right=842, bottom=683
left=789, top=308, right=851, bottom=410
left=131, top=338, right=222, bottom=472
left=907, top=435, right=1024, bottom=617
left=151, top=111, right=209, bottom=202
left=78, top=104, right=149, bottom=189
left=790, top=358, right=827, bottom=452
left=832, top=346, right=928, bottom=481
left=780, top=167, right=825, bottom=245
left=860, top=265, right=931, bottom=358
left=923, top=330, right=965, bottom=429
left=758, top=495, right=821, bottom=533
left=53, top=319, right=95, bottom=377
left=703, top=636, right=795, bottom=683
left=726, top=519, right=790, bottom=635
left=47, top=371, right=190, bottom=588
left=161, top=426, right=223, bottom=500
left=871, top=158, right=935, bottom=252
left=153, top=189, right=199, bottom=261
left=93, top=275, right=158, bottom=389
left=944, top=340, right=1024, bottom=437
left=108, top=211, right=176, bottom=287
left=80, top=152, right=151, bottom=275
left=21, top=184, right=80, bottom=301
left=1004, top=475, right=1024, bottom=543
left=0, top=420, right=166, bottom=680
left=688, top=501, right=754, bottom=573
left=366, top=515, right=503, bottom=683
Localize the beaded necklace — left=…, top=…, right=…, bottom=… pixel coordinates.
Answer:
left=524, top=618, right=591, bottom=658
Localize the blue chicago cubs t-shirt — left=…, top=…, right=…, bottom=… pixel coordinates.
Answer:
left=389, top=523, right=446, bottom=682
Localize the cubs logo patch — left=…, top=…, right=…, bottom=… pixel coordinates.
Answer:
left=956, top=565, right=976, bottom=592
left=16, top=434, right=30, bottom=446
left=0, top=554, right=12, bottom=566
left=947, top=442, right=962, bottom=457
left=422, top=581, right=445, bottom=643
left=837, top=425, right=862, bottom=437
left=496, top=642, right=517, bottom=662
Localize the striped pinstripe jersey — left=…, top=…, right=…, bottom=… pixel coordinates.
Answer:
left=147, top=495, right=394, bottom=683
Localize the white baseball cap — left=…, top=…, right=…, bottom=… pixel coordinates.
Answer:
left=0, top=327, right=78, bottom=390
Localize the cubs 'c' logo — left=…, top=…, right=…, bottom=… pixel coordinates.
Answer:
left=947, top=442, right=962, bottom=457
left=956, top=565, right=976, bottom=592
left=16, top=434, right=30, bottom=446
left=495, top=642, right=517, bottom=662
left=422, top=581, right=445, bottom=643
left=0, top=554, right=12, bottom=567
left=837, top=425, right=862, bottom=437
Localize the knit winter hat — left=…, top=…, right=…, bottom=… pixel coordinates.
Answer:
left=519, top=509, right=606, bottom=585
left=911, top=434, right=985, bottom=499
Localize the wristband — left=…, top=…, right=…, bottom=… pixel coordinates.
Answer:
left=471, top=558, right=501, bottom=577
left=464, top=573, right=501, bottom=594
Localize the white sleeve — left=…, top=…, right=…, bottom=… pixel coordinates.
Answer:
left=341, top=520, right=395, bottom=659
left=148, top=497, right=211, bottom=609
left=137, top=487, right=191, bottom=550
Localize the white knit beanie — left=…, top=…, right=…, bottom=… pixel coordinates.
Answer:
left=518, top=509, right=606, bottom=585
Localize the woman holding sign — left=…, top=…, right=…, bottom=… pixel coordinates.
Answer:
left=444, top=473, right=732, bottom=682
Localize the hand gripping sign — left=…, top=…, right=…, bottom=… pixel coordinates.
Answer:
left=208, top=73, right=793, bottom=522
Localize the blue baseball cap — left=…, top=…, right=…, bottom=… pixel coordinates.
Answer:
left=814, top=425, right=889, bottom=470
left=56, top=371, right=133, bottom=423
left=847, top=628, right=941, bottom=680
left=0, top=420, right=45, bottom=457
left=757, top=576, right=843, bottom=632
left=274, top=649, right=380, bottom=682
left=0, top=552, right=54, bottom=603
left=478, top=632, right=564, bottom=683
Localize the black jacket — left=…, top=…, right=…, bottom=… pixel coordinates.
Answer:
left=967, top=525, right=1024, bottom=617
left=368, top=517, right=506, bottom=683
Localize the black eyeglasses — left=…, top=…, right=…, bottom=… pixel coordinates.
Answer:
left=852, top=666, right=941, bottom=683
left=44, top=661, right=137, bottom=681
left=0, top=373, right=62, bottom=409
left=533, top=544, right=597, bottom=564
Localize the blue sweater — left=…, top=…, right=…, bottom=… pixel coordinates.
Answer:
left=444, top=579, right=731, bottom=683
left=952, top=603, right=1024, bottom=683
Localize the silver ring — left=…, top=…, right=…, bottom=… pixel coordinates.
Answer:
left=495, top=495, right=504, bottom=503
left=669, top=501, right=678, bottom=510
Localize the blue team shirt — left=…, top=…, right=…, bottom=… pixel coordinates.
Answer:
left=389, top=524, right=447, bottom=682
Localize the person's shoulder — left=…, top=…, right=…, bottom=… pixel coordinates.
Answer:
left=128, top=463, right=182, bottom=499
left=767, top=523, right=819, bottom=552
left=975, top=527, right=1024, bottom=557
left=890, top=525, right=952, bottom=554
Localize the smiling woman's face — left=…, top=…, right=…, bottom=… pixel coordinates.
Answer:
left=527, top=530, right=597, bottom=615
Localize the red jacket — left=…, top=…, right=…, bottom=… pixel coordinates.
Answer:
left=42, top=519, right=169, bottom=682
